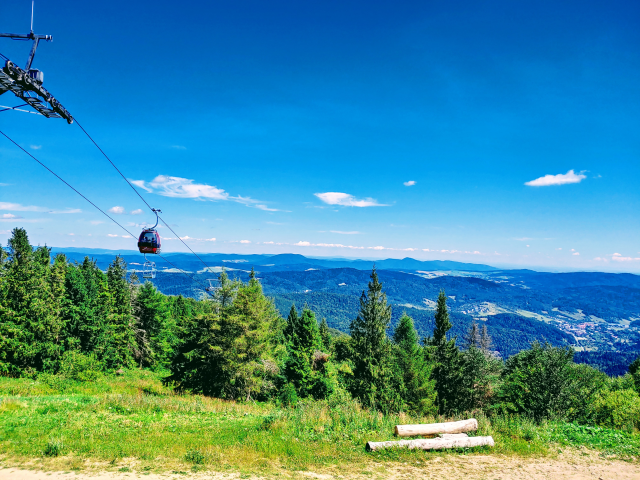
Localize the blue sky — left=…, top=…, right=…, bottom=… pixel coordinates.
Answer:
left=1, top=0, right=639, bottom=272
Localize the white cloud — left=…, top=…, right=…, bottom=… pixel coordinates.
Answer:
left=612, top=253, right=640, bottom=262
left=131, top=175, right=276, bottom=211
left=130, top=209, right=144, bottom=215
left=0, top=183, right=10, bottom=186
left=526, top=245, right=530, bottom=247
left=48, top=208, right=82, bottom=214
left=0, top=230, right=10, bottom=234
left=255, top=204, right=282, bottom=212
left=108, top=206, right=125, bottom=214
left=0, top=218, right=47, bottom=223
left=240, top=240, right=251, bottom=244
left=171, top=145, right=187, bottom=150
left=525, top=170, right=586, bottom=187
left=135, top=175, right=229, bottom=200
left=107, top=234, right=119, bottom=237
left=370, top=246, right=385, bottom=250
left=0, top=202, right=46, bottom=212
left=130, top=180, right=154, bottom=193
left=314, top=192, right=388, bottom=207
left=205, top=238, right=216, bottom=242
left=572, top=252, right=580, bottom=256
left=514, top=237, right=532, bottom=241
left=331, top=230, right=362, bottom=235
left=122, top=235, right=132, bottom=239
left=294, top=241, right=311, bottom=246
left=1, top=213, right=21, bottom=219
left=30, top=145, right=42, bottom=150
left=403, top=180, right=416, bottom=186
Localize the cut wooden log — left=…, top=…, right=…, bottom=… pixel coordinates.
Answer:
left=366, top=435, right=494, bottom=452
left=394, top=418, right=478, bottom=437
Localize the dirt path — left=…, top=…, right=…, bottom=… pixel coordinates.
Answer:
left=1, top=453, right=639, bottom=480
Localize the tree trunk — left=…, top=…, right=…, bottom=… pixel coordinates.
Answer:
left=394, top=418, right=478, bottom=437
left=366, top=435, right=494, bottom=452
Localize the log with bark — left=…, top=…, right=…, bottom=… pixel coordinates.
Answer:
left=394, top=418, right=478, bottom=437
left=366, top=434, right=494, bottom=452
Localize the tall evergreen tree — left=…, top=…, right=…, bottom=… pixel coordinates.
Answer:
left=134, top=281, right=176, bottom=368
left=98, top=256, right=138, bottom=369
left=284, top=304, right=299, bottom=342
left=170, top=275, right=284, bottom=400
left=319, top=317, right=332, bottom=352
left=425, top=290, right=464, bottom=415
left=284, top=307, right=326, bottom=397
left=0, top=228, right=65, bottom=374
left=463, top=321, right=480, bottom=349
left=393, top=313, right=436, bottom=414
left=349, top=267, right=400, bottom=412
left=480, top=324, right=493, bottom=354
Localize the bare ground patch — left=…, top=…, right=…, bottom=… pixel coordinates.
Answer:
left=1, top=450, right=639, bottom=480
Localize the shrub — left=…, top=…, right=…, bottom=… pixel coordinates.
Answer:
left=592, top=389, right=640, bottom=430
left=499, top=342, right=574, bottom=422
left=279, top=383, right=298, bottom=407
left=58, top=350, right=101, bottom=382
left=184, top=449, right=205, bottom=464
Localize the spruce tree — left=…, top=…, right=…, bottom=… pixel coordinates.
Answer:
left=349, top=267, right=400, bottom=412
left=284, top=307, right=324, bottom=397
left=0, top=228, right=65, bottom=374
left=319, top=317, right=332, bottom=351
left=284, top=304, right=298, bottom=342
left=463, top=321, right=480, bottom=349
left=426, top=290, right=464, bottom=415
left=393, top=313, right=436, bottom=414
left=480, top=324, right=493, bottom=354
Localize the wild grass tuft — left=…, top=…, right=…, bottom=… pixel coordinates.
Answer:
left=43, top=438, right=64, bottom=457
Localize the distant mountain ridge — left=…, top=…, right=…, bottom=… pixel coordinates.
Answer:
left=47, top=247, right=498, bottom=273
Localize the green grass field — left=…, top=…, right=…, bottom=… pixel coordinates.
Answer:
left=1, top=370, right=639, bottom=475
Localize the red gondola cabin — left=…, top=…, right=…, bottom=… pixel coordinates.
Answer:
left=138, top=229, right=161, bottom=254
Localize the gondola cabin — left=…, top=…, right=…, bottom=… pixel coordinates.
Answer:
left=138, top=229, right=161, bottom=254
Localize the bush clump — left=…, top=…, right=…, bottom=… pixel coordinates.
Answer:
left=591, top=389, right=640, bottom=430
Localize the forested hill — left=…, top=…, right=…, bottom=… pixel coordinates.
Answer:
left=7, top=242, right=640, bottom=375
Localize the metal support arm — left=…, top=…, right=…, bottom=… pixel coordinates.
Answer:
left=0, top=32, right=52, bottom=70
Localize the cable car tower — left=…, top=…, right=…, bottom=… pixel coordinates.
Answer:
left=0, top=1, right=73, bottom=123
left=205, top=278, right=220, bottom=293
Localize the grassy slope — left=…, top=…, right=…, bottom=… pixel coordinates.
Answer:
left=0, top=371, right=639, bottom=475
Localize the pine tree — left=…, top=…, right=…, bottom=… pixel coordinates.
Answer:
left=349, top=267, right=400, bottom=412
left=99, top=256, right=138, bottom=369
left=480, top=324, right=493, bottom=354
left=284, top=304, right=299, bottom=342
left=134, top=281, right=175, bottom=368
left=319, top=317, right=332, bottom=351
left=463, top=321, right=480, bottom=349
left=284, top=307, right=324, bottom=397
left=393, top=313, right=436, bottom=414
left=170, top=276, right=284, bottom=400
left=426, top=290, right=464, bottom=415
left=0, top=228, right=65, bottom=374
